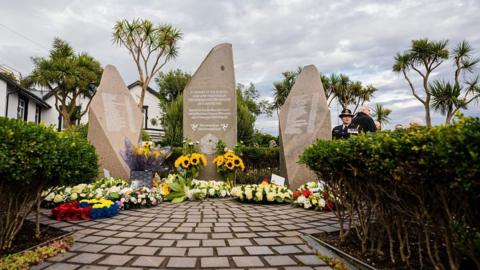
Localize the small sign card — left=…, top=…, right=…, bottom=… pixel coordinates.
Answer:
left=103, top=169, right=111, bottom=178
left=271, top=173, right=285, bottom=186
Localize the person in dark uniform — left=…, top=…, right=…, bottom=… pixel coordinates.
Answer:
left=332, top=109, right=358, bottom=139
left=352, top=106, right=377, bottom=133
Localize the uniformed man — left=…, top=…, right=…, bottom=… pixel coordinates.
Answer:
left=332, top=109, right=358, bottom=139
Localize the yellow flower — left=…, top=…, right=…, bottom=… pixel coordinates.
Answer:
left=213, top=156, right=224, bottom=167
left=152, top=151, right=161, bottom=158
left=135, top=147, right=145, bottom=156
left=224, top=151, right=235, bottom=159
left=161, top=183, right=170, bottom=196
left=175, top=156, right=186, bottom=168
left=190, top=153, right=202, bottom=166
left=226, top=160, right=235, bottom=170
left=182, top=157, right=190, bottom=168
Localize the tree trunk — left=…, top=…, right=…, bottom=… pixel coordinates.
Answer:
left=61, top=107, right=71, bottom=129
left=445, top=110, right=454, bottom=124
left=424, top=103, right=432, bottom=128
left=138, top=81, right=147, bottom=109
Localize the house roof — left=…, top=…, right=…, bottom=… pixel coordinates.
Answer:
left=127, top=81, right=160, bottom=98
left=0, top=72, right=51, bottom=108
left=41, top=80, right=160, bottom=101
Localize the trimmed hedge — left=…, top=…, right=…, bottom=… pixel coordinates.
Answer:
left=300, top=116, right=480, bottom=269
left=0, top=117, right=98, bottom=252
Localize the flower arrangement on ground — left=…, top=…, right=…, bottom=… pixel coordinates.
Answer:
left=213, top=141, right=245, bottom=187
left=162, top=174, right=206, bottom=203
left=43, top=178, right=163, bottom=212
left=120, top=138, right=171, bottom=187
left=174, top=139, right=207, bottom=179
left=231, top=183, right=293, bottom=203
left=79, top=199, right=120, bottom=219
left=191, top=179, right=230, bottom=198
left=293, top=181, right=335, bottom=210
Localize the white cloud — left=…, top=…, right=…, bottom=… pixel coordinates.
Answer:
left=1, top=0, right=480, bottom=134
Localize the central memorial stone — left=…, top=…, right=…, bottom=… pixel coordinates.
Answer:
left=183, top=43, right=237, bottom=179
left=279, top=65, right=331, bottom=190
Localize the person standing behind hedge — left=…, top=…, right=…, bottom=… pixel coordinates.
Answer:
left=332, top=109, right=358, bottom=139
left=352, top=106, right=377, bottom=133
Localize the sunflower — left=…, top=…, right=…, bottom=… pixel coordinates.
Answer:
left=226, top=160, right=235, bottom=170
left=182, top=157, right=190, bottom=168
left=175, top=156, right=185, bottom=168
left=233, top=156, right=241, bottom=166
left=224, top=151, right=236, bottom=159
left=213, top=156, right=224, bottom=167
left=190, top=154, right=199, bottom=165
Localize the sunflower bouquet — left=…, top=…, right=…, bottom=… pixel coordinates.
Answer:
left=120, top=139, right=171, bottom=172
left=174, top=139, right=207, bottom=179
left=213, top=150, right=245, bottom=187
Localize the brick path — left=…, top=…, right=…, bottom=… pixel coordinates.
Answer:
left=33, top=199, right=339, bottom=270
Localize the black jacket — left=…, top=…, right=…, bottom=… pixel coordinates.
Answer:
left=352, top=112, right=377, bottom=133
left=332, top=123, right=358, bottom=139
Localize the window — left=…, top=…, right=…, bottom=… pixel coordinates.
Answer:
left=17, top=97, right=28, bottom=121
left=143, top=105, right=149, bottom=129
left=35, top=105, right=42, bottom=124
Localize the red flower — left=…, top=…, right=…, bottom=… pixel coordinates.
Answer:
left=302, top=189, right=311, bottom=197
left=325, top=200, right=334, bottom=211
left=293, top=191, right=301, bottom=199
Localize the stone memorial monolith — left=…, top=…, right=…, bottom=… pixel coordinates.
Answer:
left=279, top=65, right=331, bottom=190
left=88, top=65, right=143, bottom=180
left=183, top=43, right=237, bottom=179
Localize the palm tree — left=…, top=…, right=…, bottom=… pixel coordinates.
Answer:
left=373, top=104, right=392, bottom=129
left=113, top=18, right=182, bottom=108
left=393, top=39, right=449, bottom=127
left=271, top=67, right=301, bottom=114
left=24, top=38, right=102, bottom=128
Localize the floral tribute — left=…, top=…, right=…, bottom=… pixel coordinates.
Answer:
left=43, top=178, right=163, bottom=220
left=79, top=199, right=120, bottom=219
left=192, top=179, right=230, bottom=198
left=293, top=181, right=335, bottom=210
left=120, top=139, right=171, bottom=171
left=213, top=142, right=246, bottom=187
left=231, top=183, right=293, bottom=203
left=174, top=140, right=207, bottom=179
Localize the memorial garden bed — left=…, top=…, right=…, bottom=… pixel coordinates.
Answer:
left=301, top=116, right=480, bottom=270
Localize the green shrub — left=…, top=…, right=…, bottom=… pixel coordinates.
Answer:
left=63, top=123, right=88, bottom=139
left=300, top=116, right=480, bottom=269
left=0, top=117, right=98, bottom=252
left=161, top=96, right=183, bottom=147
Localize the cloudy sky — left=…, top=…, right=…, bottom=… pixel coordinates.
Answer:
left=1, top=0, right=479, bottom=134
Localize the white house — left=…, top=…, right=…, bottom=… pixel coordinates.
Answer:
left=0, top=72, right=51, bottom=124
left=0, top=68, right=164, bottom=140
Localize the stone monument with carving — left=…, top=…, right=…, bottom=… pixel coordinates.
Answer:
left=88, top=65, right=143, bottom=180
left=183, top=43, right=237, bottom=179
left=279, top=65, right=331, bottom=190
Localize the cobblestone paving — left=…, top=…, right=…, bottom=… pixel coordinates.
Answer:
left=33, top=199, right=339, bottom=270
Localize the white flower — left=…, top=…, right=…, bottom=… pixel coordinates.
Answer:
left=209, top=189, right=215, bottom=196
left=266, top=192, right=275, bottom=202
left=53, top=194, right=64, bottom=203
left=220, top=190, right=227, bottom=197
left=64, top=187, right=72, bottom=194
left=245, top=189, right=253, bottom=200
left=255, top=191, right=263, bottom=201
left=304, top=200, right=312, bottom=209
left=70, top=193, right=78, bottom=201
left=131, top=197, right=138, bottom=204
left=318, top=198, right=326, bottom=208
left=45, top=192, right=55, bottom=201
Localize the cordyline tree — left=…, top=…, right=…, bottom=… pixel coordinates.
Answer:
left=373, top=103, right=392, bottom=129
left=113, top=18, right=182, bottom=109
left=430, top=41, right=480, bottom=124
left=271, top=68, right=376, bottom=113
left=23, top=38, right=102, bottom=128
left=393, top=39, right=449, bottom=127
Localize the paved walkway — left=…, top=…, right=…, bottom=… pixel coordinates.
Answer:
left=33, top=199, right=339, bottom=270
